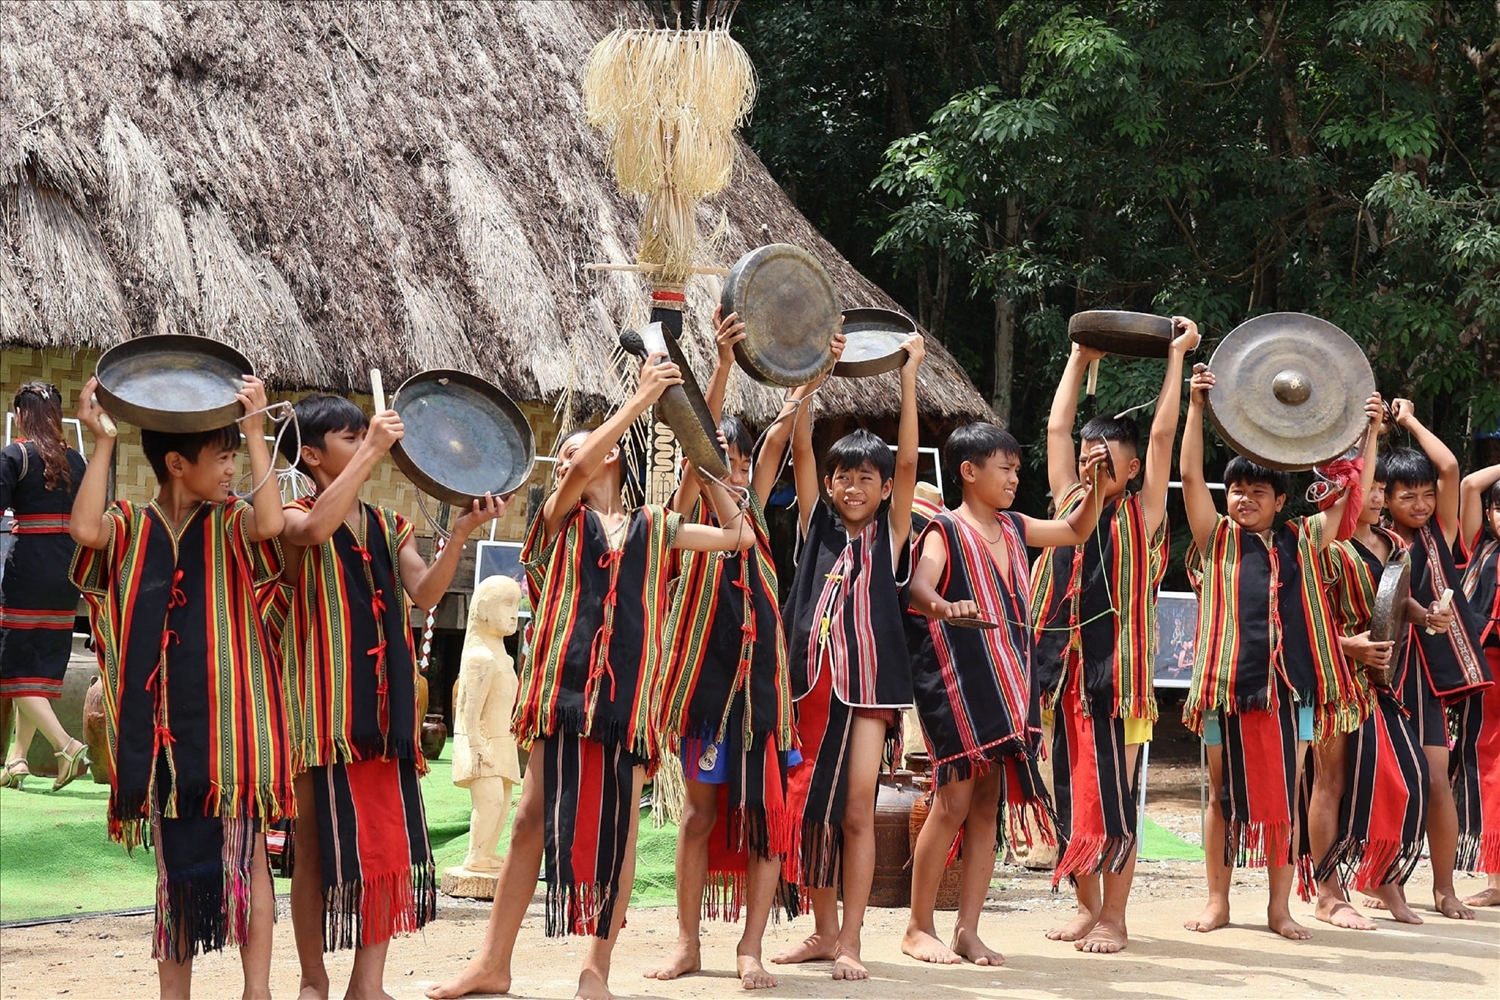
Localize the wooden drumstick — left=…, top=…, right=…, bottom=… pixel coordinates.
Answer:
left=92, top=393, right=117, bottom=438
left=370, top=369, right=386, bottom=414
left=1085, top=358, right=1100, bottom=396
left=1425, top=588, right=1453, bottom=634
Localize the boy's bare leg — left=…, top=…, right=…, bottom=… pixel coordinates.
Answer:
left=576, top=766, right=647, bottom=1000
left=771, top=886, right=839, bottom=963
left=425, top=745, right=548, bottom=999
left=1268, top=740, right=1312, bottom=941
left=158, top=954, right=193, bottom=1000
left=1046, top=874, right=1100, bottom=941
left=950, top=769, right=1004, bottom=965
left=291, top=775, right=331, bottom=999
left=1424, top=744, right=1476, bottom=919
left=831, top=716, right=887, bottom=981
left=1308, top=734, right=1375, bottom=929
left=1077, top=743, right=1143, bottom=953
left=645, top=778, right=716, bottom=980
left=346, top=940, right=392, bottom=1000
left=902, top=777, right=972, bottom=964
left=241, top=835, right=276, bottom=1000
left=1464, top=873, right=1500, bottom=907
left=1185, top=745, right=1232, bottom=932
left=737, top=852, right=782, bottom=989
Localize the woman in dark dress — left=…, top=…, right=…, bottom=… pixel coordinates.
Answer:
left=0, top=382, right=89, bottom=790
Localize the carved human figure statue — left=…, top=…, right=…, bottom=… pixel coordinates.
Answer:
left=452, top=574, right=522, bottom=873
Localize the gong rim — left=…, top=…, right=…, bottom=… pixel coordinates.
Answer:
left=94, top=334, right=253, bottom=433
left=389, top=369, right=536, bottom=507
left=1369, top=552, right=1412, bottom=689
left=722, top=243, right=839, bottom=388
left=1205, top=312, right=1375, bottom=472
left=1067, top=310, right=1175, bottom=358
left=833, top=308, right=915, bottom=378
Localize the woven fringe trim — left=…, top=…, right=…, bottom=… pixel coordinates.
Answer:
left=545, top=879, right=622, bottom=939
left=1005, top=796, right=1058, bottom=855
left=1344, top=838, right=1426, bottom=893
left=702, top=871, right=745, bottom=923
left=733, top=804, right=794, bottom=862
left=524, top=707, right=657, bottom=772
left=1294, top=852, right=1317, bottom=902
left=794, top=820, right=842, bottom=891
left=152, top=860, right=253, bottom=963
left=1456, top=831, right=1500, bottom=875
left=1050, top=833, right=1136, bottom=888
left=321, top=864, right=436, bottom=952
left=303, top=736, right=420, bottom=771
left=112, top=781, right=290, bottom=849
left=1313, top=699, right=1370, bottom=743
left=1225, top=820, right=1293, bottom=870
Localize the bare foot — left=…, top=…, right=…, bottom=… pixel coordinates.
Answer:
left=425, top=960, right=510, bottom=999
left=951, top=925, right=1004, bottom=966
left=575, top=968, right=612, bottom=1000
left=1363, top=885, right=1423, bottom=924
left=736, top=953, right=777, bottom=991
left=344, top=990, right=395, bottom=1000
left=644, top=939, right=701, bottom=980
left=298, top=981, right=329, bottom=1000
left=1045, top=910, right=1097, bottom=941
left=1314, top=896, right=1377, bottom=930
left=1075, top=918, right=1127, bottom=954
left=1463, top=887, right=1500, bottom=907
left=901, top=925, right=960, bottom=964
left=831, top=945, right=868, bottom=982
left=771, top=932, right=838, bottom=965
left=1183, top=899, right=1230, bottom=933
left=1362, top=894, right=1389, bottom=910
left=1435, top=891, right=1476, bottom=920
left=1269, top=910, right=1312, bottom=941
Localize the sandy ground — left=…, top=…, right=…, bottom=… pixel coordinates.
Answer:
left=3, top=862, right=1496, bottom=1000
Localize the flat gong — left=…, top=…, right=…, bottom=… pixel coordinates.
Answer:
left=1368, top=552, right=1412, bottom=690
left=1067, top=310, right=1175, bottom=358
left=1206, top=312, right=1374, bottom=471
left=833, top=308, right=915, bottom=378
left=94, top=334, right=252, bottom=433
left=721, top=243, right=839, bottom=387
left=389, top=370, right=536, bottom=507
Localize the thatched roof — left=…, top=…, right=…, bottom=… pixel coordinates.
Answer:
left=0, top=0, right=993, bottom=425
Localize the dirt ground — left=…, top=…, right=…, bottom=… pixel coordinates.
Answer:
left=4, top=722, right=1497, bottom=999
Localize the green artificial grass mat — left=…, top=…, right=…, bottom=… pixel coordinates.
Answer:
left=1139, top=814, right=1204, bottom=861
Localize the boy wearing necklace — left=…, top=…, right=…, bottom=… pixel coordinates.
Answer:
left=70, top=375, right=292, bottom=999
left=430, top=352, right=752, bottom=1000
left=1179, top=367, right=1377, bottom=941
left=277, top=394, right=505, bottom=1000
left=902, top=422, right=1106, bottom=967
left=1032, top=319, right=1198, bottom=955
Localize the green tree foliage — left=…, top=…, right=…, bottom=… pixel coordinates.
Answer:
left=738, top=0, right=1500, bottom=498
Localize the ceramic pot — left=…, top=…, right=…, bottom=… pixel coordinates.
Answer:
left=869, top=769, right=920, bottom=908
left=909, top=775, right=964, bottom=910
left=83, top=676, right=112, bottom=784
left=421, top=713, right=448, bottom=761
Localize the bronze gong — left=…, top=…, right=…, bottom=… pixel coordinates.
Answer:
left=94, top=334, right=253, bottom=433
left=1205, top=312, right=1375, bottom=471
left=620, top=323, right=729, bottom=481
left=721, top=243, right=839, bottom=387
left=833, top=308, right=915, bottom=378
left=1368, top=552, right=1412, bottom=690
left=1067, top=310, right=1175, bottom=358
left=389, top=370, right=536, bottom=507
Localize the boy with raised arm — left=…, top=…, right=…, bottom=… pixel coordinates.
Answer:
left=1373, top=402, right=1492, bottom=921
left=772, top=334, right=924, bottom=982
left=901, top=423, right=1104, bottom=967
left=1458, top=463, right=1500, bottom=906
left=277, top=394, right=505, bottom=1000
left=647, top=307, right=840, bottom=991
left=428, top=352, right=752, bottom=1000
left=70, top=376, right=291, bottom=999
left=1178, top=366, right=1375, bottom=940
left=1032, top=319, right=1198, bottom=953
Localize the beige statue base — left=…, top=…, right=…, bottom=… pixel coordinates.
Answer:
left=440, top=865, right=501, bottom=900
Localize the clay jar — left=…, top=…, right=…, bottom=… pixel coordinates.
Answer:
left=869, top=769, right=920, bottom=908
left=421, top=713, right=448, bottom=761
left=909, top=774, right=964, bottom=911
left=83, top=675, right=112, bottom=784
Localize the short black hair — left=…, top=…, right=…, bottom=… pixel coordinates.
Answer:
left=1079, top=415, right=1140, bottom=454
left=1223, top=456, right=1289, bottom=497
left=719, top=415, right=754, bottom=458
left=283, top=394, right=368, bottom=463
left=1382, top=446, right=1437, bottom=491
left=141, top=426, right=241, bottom=481
left=824, top=428, right=894, bottom=481
left=944, top=422, right=1021, bottom=475
left=1486, top=480, right=1500, bottom=510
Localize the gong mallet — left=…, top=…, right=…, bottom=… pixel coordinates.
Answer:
left=370, top=368, right=386, bottom=414
left=1426, top=588, right=1454, bottom=635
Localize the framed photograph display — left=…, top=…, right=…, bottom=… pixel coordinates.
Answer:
left=1153, top=590, right=1198, bottom=689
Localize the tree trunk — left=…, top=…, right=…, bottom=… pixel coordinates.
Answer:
left=990, top=195, right=1020, bottom=423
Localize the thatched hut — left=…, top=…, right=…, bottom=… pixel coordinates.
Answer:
left=2, top=0, right=993, bottom=712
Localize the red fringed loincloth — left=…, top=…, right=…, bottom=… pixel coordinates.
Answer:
left=1052, top=661, right=1137, bottom=885
left=1218, top=693, right=1300, bottom=869
left=538, top=734, right=638, bottom=937
left=1453, top=649, right=1500, bottom=874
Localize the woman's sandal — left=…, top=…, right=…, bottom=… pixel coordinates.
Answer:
left=0, top=759, right=30, bottom=790
left=52, top=739, right=89, bottom=792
